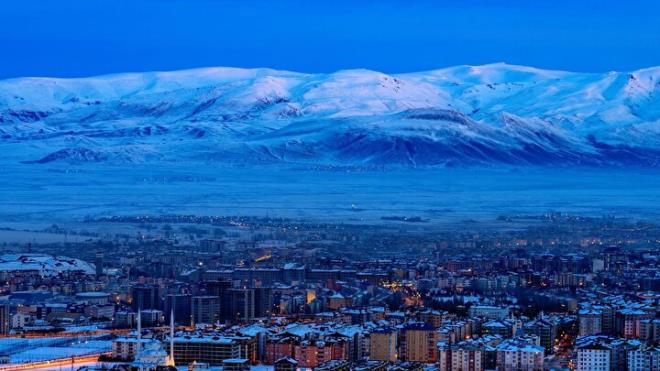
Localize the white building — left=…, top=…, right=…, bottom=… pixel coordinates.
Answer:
left=577, top=343, right=611, bottom=371
left=495, top=339, right=543, bottom=371
left=579, top=309, right=603, bottom=337
left=112, top=337, right=153, bottom=361
left=628, top=346, right=660, bottom=371
left=468, top=306, right=509, bottom=320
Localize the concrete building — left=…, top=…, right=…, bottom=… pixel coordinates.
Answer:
left=577, top=342, right=611, bottom=371
left=402, top=323, right=439, bottom=363
left=0, top=303, right=9, bottom=334
left=495, top=339, right=543, bottom=371
left=131, top=284, right=161, bottom=311
left=628, top=346, right=660, bottom=371
left=165, top=293, right=192, bottom=326
left=438, top=340, right=485, bottom=371
left=468, top=306, right=509, bottom=320
left=579, top=309, right=603, bottom=337
left=192, top=295, right=220, bottom=325
left=369, top=328, right=398, bottom=362
left=172, top=336, right=243, bottom=365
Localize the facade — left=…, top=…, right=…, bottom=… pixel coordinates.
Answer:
left=640, top=319, right=660, bottom=343
left=115, top=310, right=137, bottom=328
left=524, top=317, right=557, bottom=354
left=293, top=340, right=347, bottom=369
left=253, top=287, right=273, bottom=318
left=75, top=291, right=110, bottom=305
left=112, top=338, right=152, bottom=361
left=577, top=343, right=611, bottom=371
left=172, top=336, right=242, bottom=365
left=95, top=251, right=103, bottom=277
left=438, top=341, right=485, bottom=371
left=266, top=337, right=296, bottom=364
left=165, top=293, right=192, bottom=325
left=85, top=303, right=115, bottom=319
left=628, top=346, right=660, bottom=371
left=495, top=340, right=543, bottom=371
left=192, top=295, right=220, bottom=325
left=370, top=329, right=398, bottom=363
left=222, top=288, right=256, bottom=323
left=579, top=309, right=603, bottom=336
left=274, top=357, right=298, bottom=371
left=616, top=309, right=654, bottom=338
left=131, top=284, right=161, bottom=311
left=468, top=306, right=509, bottom=320
left=140, top=309, right=164, bottom=326
left=403, top=323, right=439, bottom=363
left=0, top=303, right=9, bottom=334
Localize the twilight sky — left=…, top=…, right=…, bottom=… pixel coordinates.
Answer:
left=1, top=0, right=659, bottom=78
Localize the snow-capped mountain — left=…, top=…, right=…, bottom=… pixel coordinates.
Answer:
left=1, top=63, right=660, bottom=167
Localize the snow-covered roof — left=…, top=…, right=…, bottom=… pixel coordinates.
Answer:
left=0, top=254, right=95, bottom=276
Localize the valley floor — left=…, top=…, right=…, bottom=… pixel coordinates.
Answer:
left=1, top=164, right=660, bottom=230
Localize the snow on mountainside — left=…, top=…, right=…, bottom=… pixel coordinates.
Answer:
left=1, top=63, right=660, bottom=167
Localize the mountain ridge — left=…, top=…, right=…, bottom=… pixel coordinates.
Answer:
left=1, top=63, right=659, bottom=167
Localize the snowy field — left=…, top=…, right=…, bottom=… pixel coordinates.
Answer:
left=0, top=337, right=111, bottom=364
left=1, top=164, right=659, bottom=231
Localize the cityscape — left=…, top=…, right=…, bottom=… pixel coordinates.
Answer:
left=1, top=1, right=659, bottom=370
left=0, top=213, right=657, bottom=370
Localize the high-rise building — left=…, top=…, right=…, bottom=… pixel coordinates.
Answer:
left=114, top=311, right=137, bottom=328
left=438, top=340, right=485, bottom=371
left=192, top=295, right=220, bottom=325
left=577, top=342, right=611, bottom=371
left=222, top=288, right=255, bottom=323
left=628, top=345, right=660, bottom=371
left=165, top=294, right=192, bottom=326
left=140, top=309, right=164, bottom=326
left=205, top=280, right=232, bottom=297
left=402, top=323, right=439, bottom=363
left=130, top=284, right=161, bottom=311
left=616, top=309, right=654, bottom=338
left=370, top=328, right=398, bottom=362
left=524, top=317, right=558, bottom=354
left=587, top=306, right=615, bottom=336
left=253, top=287, right=273, bottom=318
left=282, top=263, right=305, bottom=283
left=95, top=251, right=104, bottom=277
left=576, top=335, right=640, bottom=371
left=0, top=303, right=10, bottom=334
left=640, top=319, right=660, bottom=343
left=579, top=309, right=603, bottom=337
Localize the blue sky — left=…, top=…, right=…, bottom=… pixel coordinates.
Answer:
left=1, top=0, right=659, bottom=78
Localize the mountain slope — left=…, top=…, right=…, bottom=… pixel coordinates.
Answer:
left=1, top=63, right=659, bottom=167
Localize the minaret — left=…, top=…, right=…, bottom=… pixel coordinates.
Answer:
left=136, top=309, right=142, bottom=368
left=166, top=308, right=175, bottom=366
